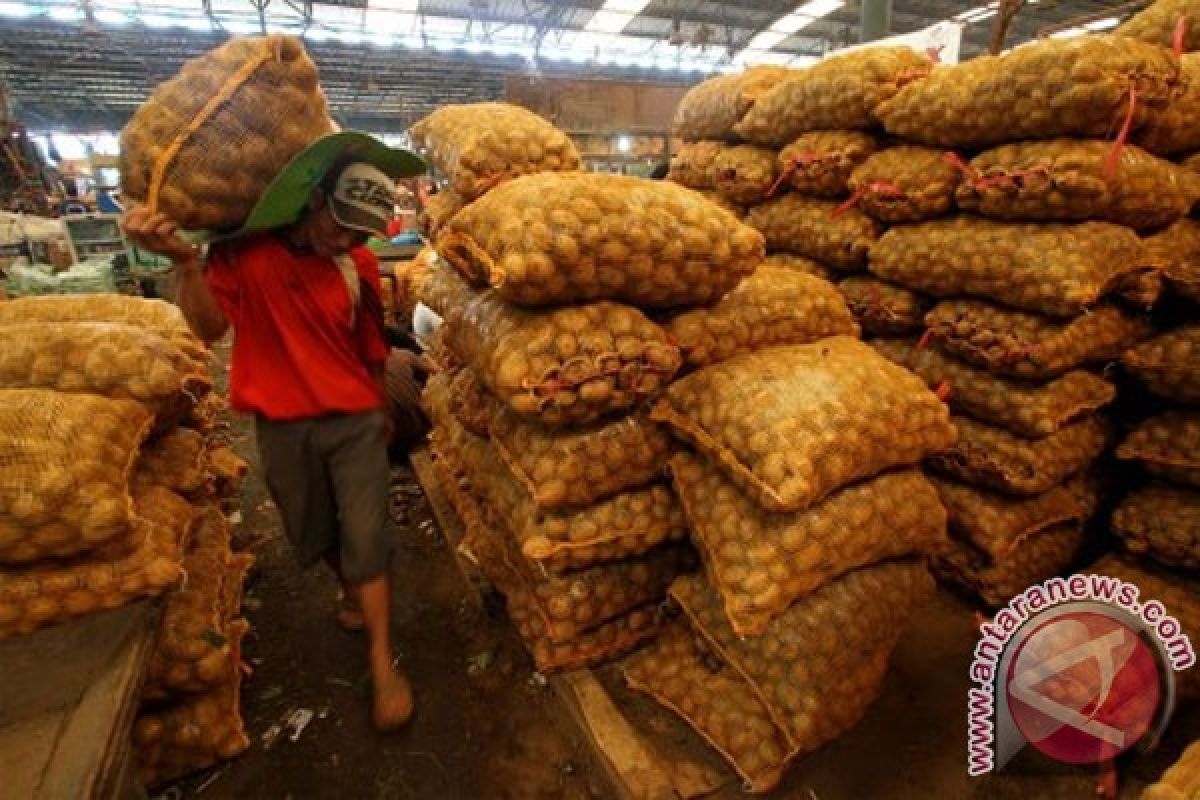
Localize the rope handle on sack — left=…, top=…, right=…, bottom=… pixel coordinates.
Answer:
left=147, top=39, right=279, bottom=214
left=832, top=181, right=905, bottom=218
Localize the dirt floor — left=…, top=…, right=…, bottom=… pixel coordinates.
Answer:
left=164, top=340, right=1200, bottom=800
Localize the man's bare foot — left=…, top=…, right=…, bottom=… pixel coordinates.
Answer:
left=372, top=667, right=414, bottom=732
left=336, top=591, right=365, bottom=632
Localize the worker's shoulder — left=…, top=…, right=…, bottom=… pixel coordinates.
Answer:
left=209, top=232, right=279, bottom=268
left=347, top=244, right=381, bottom=277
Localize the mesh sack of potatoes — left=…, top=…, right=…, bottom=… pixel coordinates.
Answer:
left=410, top=103, right=577, bottom=200
left=0, top=295, right=209, bottom=368
left=510, top=592, right=662, bottom=674
left=651, top=337, right=957, bottom=513
left=875, top=36, right=1181, bottom=149
left=933, top=524, right=1084, bottom=608
left=924, top=300, right=1154, bottom=380
left=710, top=145, right=780, bottom=206
left=665, top=266, right=859, bottom=368
left=143, top=510, right=251, bottom=701
left=668, top=141, right=727, bottom=189
left=133, top=428, right=209, bottom=497
left=412, top=252, right=471, bottom=320
left=1138, top=54, right=1200, bottom=156
left=1118, top=411, right=1200, bottom=488
left=845, top=146, right=963, bottom=224
left=1143, top=739, right=1200, bottom=800
left=624, top=621, right=793, bottom=793
left=671, top=450, right=946, bottom=636
left=184, top=393, right=230, bottom=436
left=762, top=253, right=834, bottom=280
left=0, top=497, right=187, bottom=639
left=484, top=395, right=676, bottom=511
left=442, top=279, right=682, bottom=427
left=928, top=415, right=1112, bottom=496
left=517, top=541, right=692, bottom=644
left=1122, top=324, right=1200, bottom=404
left=931, top=476, right=1085, bottom=562
left=437, top=173, right=764, bottom=308
left=1090, top=554, right=1200, bottom=701
left=1145, top=219, right=1200, bottom=305
left=673, top=560, right=934, bottom=757
left=445, top=367, right=493, bottom=438
left=869, top=218, right=1153, bottom=317
left=456, top=422, right=687, bottom=573
left=778, top=131, right=880, bottom=199
left=0, top=390, right=153, bottom=565
left=954, top=140, right=1198, bottom=231
left=133, top=662, right=249, bottom=789
left=0, top=321, right=211, bottom=425
left=838, top=277, right=931, bottom=336
left=672, top=67, right=795, bottom=141
left=873, top=337, right=1116, bottom=437
left=119, top=35, right=332, bottom=231
left=744, top=194, right=880, bottom=271
left=417, top=188, right=467, bottom=239
left=693, top=189, right=745, bottom=218
left=735, top=48, right=934, bottom=147
left=1118, top=0, right=1200, bottom=52
left=1112, top=483, right=1200, bottom=569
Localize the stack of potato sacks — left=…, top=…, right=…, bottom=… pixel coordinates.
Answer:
left=411, top=103, right=751, bottom=673
left=0, top=294, right=252, bottom=788
left=849, top=27, right=1200, bottom=610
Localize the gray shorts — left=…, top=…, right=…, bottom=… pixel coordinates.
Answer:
left=255, top=410, right=393, bottom=585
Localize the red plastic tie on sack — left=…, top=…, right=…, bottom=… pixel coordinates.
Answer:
left=934, top=381, right=953, bottom=403
left=916, top=328, right=935, bottom=352
left=942, top=151, right=978, bottom=181
left=832, top=181, right=904, bottom=218
left=1174, top=16, right=1188, bottom=60
left=766, top=159, right=797, bottom=198
left=1103, top=86, right=1137, bottom=181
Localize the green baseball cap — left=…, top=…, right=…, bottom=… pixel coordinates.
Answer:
left=205, top=130, right=426, bottom=241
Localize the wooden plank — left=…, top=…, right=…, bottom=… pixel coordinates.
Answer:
left=0, top=601, right=159, bottom=800
left=411, top=444, right=682, bottom=800
left=554, top=670, right=680, bottom=800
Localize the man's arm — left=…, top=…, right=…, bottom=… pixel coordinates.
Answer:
left=120, top=207, right=229, bottom=344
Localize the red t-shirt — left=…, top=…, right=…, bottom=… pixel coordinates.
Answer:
left=206, top=234, right=391, bottom=421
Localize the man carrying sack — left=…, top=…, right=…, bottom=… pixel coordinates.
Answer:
left=122, top=132, right=429, bottom=732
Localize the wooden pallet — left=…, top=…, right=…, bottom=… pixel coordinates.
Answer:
left=410, top=446, right=730, bottom=800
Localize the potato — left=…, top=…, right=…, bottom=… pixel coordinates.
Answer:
left=956, top=140, right=1198, bottom=230
left=652, top=337, right=957, bottom=512
left=934, top=524, right=1085, bottom=608
left=876, top=36, right=1180, bottom=148
left=672, top=451, right=945, bottom=635
left=928, top=414, right=1112, bottom=496
left=666, top=267, right=859, bottom=368
left=1117, top=411, right=1200, bottom=488
left=625, top=621, right=792, bottom=792
left=439, top=173, right=763, bottom=308
left=1112, top=483, right=1200, bottom=569
left=120, top=36, right=330, bottom=230
left=1122, top=324, right=1200, bottom=403
left=871, top=337, right=1117, bottom=437
left=673, top=67, right=795, bottom=141
left=744, top=194, right=879, bottom=271
left=778, top=131, right=879, bottom=198
left=0, top=389, right=152, bottom=565
left=870, top=218, right=1153, bottom=317
left=1118, top=0, right=1200, bottom=53
left=437, top=269, right=681, bottom=427
left=924, top=299, right=1154, bottom=380
left=846, top=146, right=962, bottom=223
left=735, top=47, right=933, bottom=145
left=671, top=561, right=934, bottom=757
